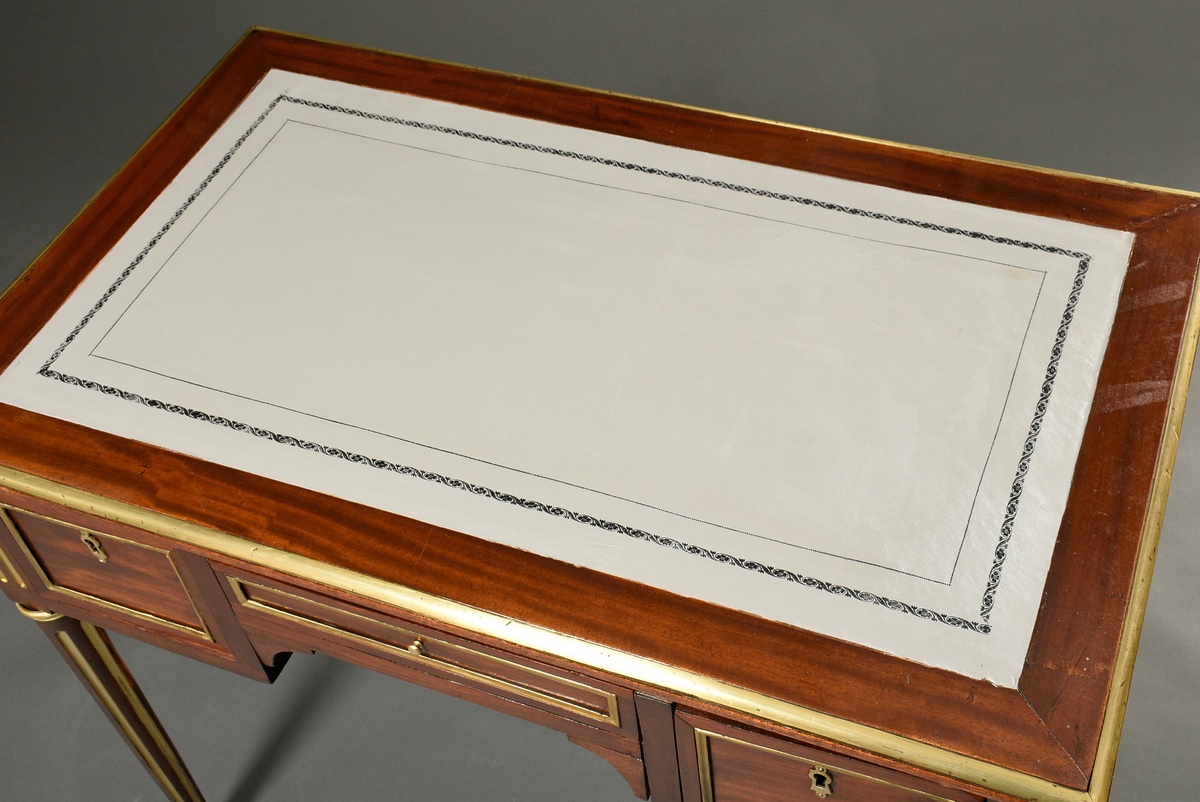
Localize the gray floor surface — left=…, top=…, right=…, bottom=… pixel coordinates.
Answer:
left=1, top=4, right=1198, bottom=800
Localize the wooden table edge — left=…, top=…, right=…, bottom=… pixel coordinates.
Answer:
left=2, top=27, right=1198, bottom=802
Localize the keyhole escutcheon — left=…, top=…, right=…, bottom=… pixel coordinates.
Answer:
left=80, top=531, right=109, bottom=564
left=809, top=765, right=833, bottom=798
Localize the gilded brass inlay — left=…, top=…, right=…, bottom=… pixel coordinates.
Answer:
left=14, top=603, right=64, bottom=623
left=56, top=626, right=202, bottom=802
left=0, top=507, right=28, bottom=588
left=0, top=32, right=1194, bottom=802
left=79, top=622, right=205, bottom=802
left=0, top=463, right=1095, bottom=802
left=2, top=505, right=212, bottom=642
left=694, top=729, right=957, bottom=802
left=227, top=576, right=622, bottom=728
left=1086, top=259, right=1200, bottom=802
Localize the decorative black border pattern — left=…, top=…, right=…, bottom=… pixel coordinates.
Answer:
left=36, top=93, right=1092, bottom=634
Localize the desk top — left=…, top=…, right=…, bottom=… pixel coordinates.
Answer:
left=0, top=67, right=1135, bottom=686
left=1, top=30, right=1197, bottom=800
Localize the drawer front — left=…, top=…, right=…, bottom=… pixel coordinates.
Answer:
left=679, top=712, right=984, bottom=802
left=224, top=572, right=633, bottom=734
left=1, top=506, right=209, bottom=639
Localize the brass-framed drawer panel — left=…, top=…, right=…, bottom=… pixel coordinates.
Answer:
left=225, top=574, right=624, bottom=729
left=0, top=505, right=211, bottom=641
left=678, top=711, right=985, bottom=802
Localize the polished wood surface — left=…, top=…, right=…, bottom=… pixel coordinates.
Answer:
left=7, top=508, right=207, bottom=631
left=0, top=29, right=1197, bottom=802
left=674, top=711, right=987, bottom=802
left=0, top=487, right=274, bottom=679
left=23, top=613, right=205, bottom=802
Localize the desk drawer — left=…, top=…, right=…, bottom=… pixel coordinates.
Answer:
left=678, top=711, right=985, bottom=802
left=222, top=571, right=635, bottom=736
left=1, top=506, right=208, bottom=639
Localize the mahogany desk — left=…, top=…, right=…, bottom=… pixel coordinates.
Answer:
left=1, top=30, right=1198, bottom=802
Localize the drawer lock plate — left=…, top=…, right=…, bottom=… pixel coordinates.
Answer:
left=809, top=766, right=833, bottom=798
left=80, top=531, right=109, bottom=564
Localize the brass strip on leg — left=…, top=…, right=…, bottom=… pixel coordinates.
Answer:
left=0, top=464, right=1097, bottom=802
left=55, top=628, right=195, bottom=802
left=78, top=622, right=206, bottom=802
left=14, top=603, right=64, bottom=622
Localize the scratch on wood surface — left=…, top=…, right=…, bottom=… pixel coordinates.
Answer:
left=1119, top=279, right=1190, bottom=311
left=1095, top=380, right=1171, bottom=413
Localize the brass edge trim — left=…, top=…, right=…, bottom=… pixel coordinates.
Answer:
left=695, top=728, right=958, bottom=802
left=79, top=622, right=205, bottom=802
left=254, top=28, right=1200, bottom=201
left=55, top=629, right=193, bottom=802
left=0, top=466, right=1088, bottom=802
left=0, top=508, right=28, bottom=588
left=227, top=576, right=621, bottom=727
left=1086, top=262, right=1200, bottom=802
left=14, top=603, right=63, bottom=622
left=694, top=728, right=716, bottom=802
left=2, top=505, right=213, bottom=641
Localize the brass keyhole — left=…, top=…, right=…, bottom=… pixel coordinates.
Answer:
left=808, top=766, right=833, bottom=798
left=80, top=531, right=109, bottom=564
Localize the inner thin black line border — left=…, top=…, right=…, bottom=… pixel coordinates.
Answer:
left=33, top=90, right=1094, bottom=634
left=87, top=117, right=1049, bottom=587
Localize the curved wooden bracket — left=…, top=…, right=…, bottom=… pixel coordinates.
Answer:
left=566, top=734, right=649, bottom=799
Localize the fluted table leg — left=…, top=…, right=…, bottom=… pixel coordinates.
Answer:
left=14, top=604, right=205, bottom=802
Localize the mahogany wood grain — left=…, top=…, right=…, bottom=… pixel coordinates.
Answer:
left=675, top=710, right=986, bottom=802
left=1, top=29, right=1197, bottom=798
left=673, top=698, right=1024, bottom=802
left=215, top=563, right=642, bottom=750
left=251, top=31, right=1192, bottom=228
left=222, top=579, right=649, bottom=797
left=1018, top=206, right=1200, bottom=775
left=634, top=694, right=685, bottom=802
left=0, top=487, right=274, bottom=682
left=6, top=508, right=206, bottom=630
left=219, top=565, right=639, bottom=739
left=0, top=405, right=1098, bottom=786
left=26, top=614, right=205, bottom=802
left=564, top=736, right=650, bottom=800
left=169, top=551, right=285, bottom=683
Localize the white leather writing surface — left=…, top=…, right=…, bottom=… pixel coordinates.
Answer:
left=0, top=71, right=1133, bottom=684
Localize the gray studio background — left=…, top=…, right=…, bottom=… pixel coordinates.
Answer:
left=1, top=4, right=1197, bottom=801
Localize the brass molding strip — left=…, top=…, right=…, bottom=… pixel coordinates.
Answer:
left=80, top=622, right=205, bottom=802
left=1085, top=261, right=1200, bottom=802
left=227, top=576, right=621, bottom=727
left=0, top=508, right=28, bottom=588
left=3, top=505, right=212, bottom=641
left=0, top=464, right=1094, bottom=802
left=694, top=728, right=959, bottom=802
left=0, top=32, right=1190, bottom=802
left=56, top=625, right=202, bottom=802
left=14, top=603, right=63, bottom=622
